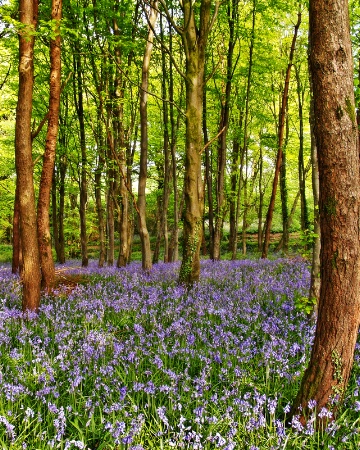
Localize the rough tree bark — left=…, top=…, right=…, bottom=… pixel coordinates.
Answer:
left=37, top=0, right=62, bottom=291
left=292, top=0, right=360, bottom=423
left=176, top=0, right=219, bottom=284
left=15, top=0, right=41, bottom=312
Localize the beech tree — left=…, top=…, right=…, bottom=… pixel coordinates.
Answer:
left=37, top=0, right=62, bottom=291
left=292, top=0, right=360, bottom=422
left=15, top=0, right=41, bottom=312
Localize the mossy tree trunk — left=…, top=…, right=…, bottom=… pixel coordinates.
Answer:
left=177, top=0, right=218, bottom=284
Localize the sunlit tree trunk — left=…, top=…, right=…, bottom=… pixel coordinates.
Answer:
left=15, top=0, right=41, bottom=313
left=292, top=0, right=360, bottom=423
left=37, top=0, right=62, bottom=291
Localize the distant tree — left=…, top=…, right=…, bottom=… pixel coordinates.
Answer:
left=292, top=0, right=360, bottom=423
left=15, top=0, right=41, bottom=312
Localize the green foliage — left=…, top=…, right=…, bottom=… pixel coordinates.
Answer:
left=294, top=294, right=317, bottom=315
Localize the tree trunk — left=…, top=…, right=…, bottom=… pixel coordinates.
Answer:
left=12, top=184, right=21, bottom=274
left=292, top=0, right=360, bottom=423
left=261, top=12, right=301, bottom=259
left=257, top=141, right=264, bottom=251
left=296, top=64, right=310, bottom=233
left=203, top=85, right=214, bottom=259
left=37, top=0, right=62, bottom=291
left=309, top=86, right=321, bottom=308
left=279, top=111, right=289, bottom=253
left=58, top=152, right=66, bottom=263
left=95, top=131, right=106, bottom=268
left=73, top=46, right=88, bottom=267
left=178, top=0, right=216, bottom=284
left=168, top=25, right=180, bottom=262
left=15, top=0, right=41, bottom=313
left=52, top=168, right=60, bottom=261
left=138, top=0, right=158, bottom=271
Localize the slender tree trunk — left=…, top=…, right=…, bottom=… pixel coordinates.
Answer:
left=73, top=46, right=88, bottom=267
left=12, top=184, right=21, bottom=274
left=72, top=62, right=88, bottom=265
left=58, top=152, right=66, bottom=263
left=279, top=111, right=289, bottom=253
left=257, top=142, right=264, bottom=251
left=296, top=65, right=310, bottom=233
left=138, top=0, right=158, bottom=271
left=37, top=0, right=62, bottom=291
left=203, top=85, right=214, bottom=259
left=15, top=0, right=41, bottom=313
left=95, top=131, right=106, bottom=267
left=52, top=168, right=60, bottom=260
left=292, top=0, right=360, bottom=423
left=262, top=12, right=301, bottom=258
left=106, top=156, right=115, bottom=266
left=309, top=72, right=321, bottom=309
left=240, top=0, right=256, bottom=257
left=229, top=109, right=243, bottom=258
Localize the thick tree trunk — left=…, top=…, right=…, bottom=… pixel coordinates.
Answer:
left=138, top=0, right=158, bottom=271
left=262, top=12, right=301, bottom=258
left=292, top=0, right=360, bottom=423
left=15, top=0, right=41, bottom=313
left=178, top=0, right=215, bottom=284
left=37, top=0, right=62, bottom=291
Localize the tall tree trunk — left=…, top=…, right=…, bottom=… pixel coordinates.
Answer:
left=261, top=12, right=301, bottom=259
left=308, top=64, right=321, bottom=309
left=73, top=46, right=88, bottom=267
left=177, top=0, right=219, bottom=284
left=52, top=167, right=61, bottom=261
left=296, top=64, right=310, bottom=233
left=292, top=0, right=360, bottom=423
left=203, top=85, right=214, bottom=259
left=138, top=0, right=158, bottom=271
left=229, top=108, right=243, bottom=258
left=12, top=184, right=21, bottom=274
left=240, top=0, right=256, bottom=257
left=257, top=141, right=264, bottom=251
left=15, top=0, right=41, bottom=313
left=37, top=0, right=62, bottom=291
left=213, top=0, right=236, bottom=260
left=95, top=130, right=106, bottom=267
left=58, top=152, right=66, bottom=263
left=279, top=111, right=289, bottom=253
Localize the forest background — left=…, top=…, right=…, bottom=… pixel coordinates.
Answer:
left=0, top=0, right=359, bottom=273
